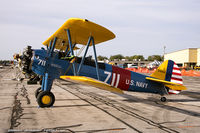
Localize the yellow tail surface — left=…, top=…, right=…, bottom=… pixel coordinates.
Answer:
left=147, top=60, right=187, bottom=91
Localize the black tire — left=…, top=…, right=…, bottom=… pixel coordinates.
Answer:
left=37, top=91, right=55, bottom=108
left=35, top=87, right=42, bottom=98
left=160, top=97, right=167, bottom=102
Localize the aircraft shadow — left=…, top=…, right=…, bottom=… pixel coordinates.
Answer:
left=23, top=104, right=98, bottom=109
left=168, top=99, right=200, bottom=102
left=42, top=124, right=125, bottom=132
left=182, top=91, right=200, bottom=95
left=181, top=91, right=200, bottom=99
left=53, top=104, right=99, bottom=108
left=56, top=98, right=81, bottom=101
left=118, top=93, right=200, bottom=118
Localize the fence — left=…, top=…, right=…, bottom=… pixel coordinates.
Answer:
left=126, top=67, right=200, bottom=77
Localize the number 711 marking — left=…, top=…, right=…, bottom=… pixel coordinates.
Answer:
left=38, top=59, right=46, bottom=66
left=104, top=71, right=120, bottom=88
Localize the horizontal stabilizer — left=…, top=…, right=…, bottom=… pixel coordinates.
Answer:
left=60, top=76, right=124, bottom=94
left=146, top=77, right=187, bottom=90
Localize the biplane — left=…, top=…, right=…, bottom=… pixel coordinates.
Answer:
left=21, top=18, right=187, bottom=107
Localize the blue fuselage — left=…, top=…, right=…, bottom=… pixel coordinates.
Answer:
left=32, top=49, right=162, bottom=94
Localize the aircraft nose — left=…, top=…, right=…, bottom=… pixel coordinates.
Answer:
left=21, top=46, right=33, bottom=75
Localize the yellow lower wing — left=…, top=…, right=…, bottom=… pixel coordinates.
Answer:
left=60, top=76, right=124, bottom=94
left=146, top=77, right=187, bottom=90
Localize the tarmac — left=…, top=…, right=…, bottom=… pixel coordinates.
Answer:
left=0, top=67, right=200, bottom=133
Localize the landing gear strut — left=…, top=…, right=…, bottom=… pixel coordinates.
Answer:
left=35, top=87, right=42, bottom=98
left=36, top=72, right=55, bottom=107
left=160, top=97, right=167, bottom=102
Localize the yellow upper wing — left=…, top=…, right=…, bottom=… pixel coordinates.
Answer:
left=43, top=18, right=115, bottom=51
left=60, top=76, right=123, bottom=94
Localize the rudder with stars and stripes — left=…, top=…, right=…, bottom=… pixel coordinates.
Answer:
left=150, top=60, right=184, bottom=94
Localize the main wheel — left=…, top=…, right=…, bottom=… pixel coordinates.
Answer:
left=37, top=91, right=55, bottom=108
left=160, top=97, right=167, bottom=102
left=35, top=87, right=42, bottom=98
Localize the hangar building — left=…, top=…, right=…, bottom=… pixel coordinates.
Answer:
left=164, top=48, right=200, bottom=68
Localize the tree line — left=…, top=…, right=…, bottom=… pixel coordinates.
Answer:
left=0, top=60, right=11, bottom=65
left=98, top=54, right=163, bottom=61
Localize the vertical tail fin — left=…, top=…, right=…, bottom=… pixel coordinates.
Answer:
left=150, top=60, right=184, bottom=94
left=150, top=60, right=183, bottom=83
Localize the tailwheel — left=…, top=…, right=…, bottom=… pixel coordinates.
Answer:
left=160, top=97, right=167, bottom=102
left=37, top=91, right=55, bottom=108
left=35, top=87, right=42, bottom=98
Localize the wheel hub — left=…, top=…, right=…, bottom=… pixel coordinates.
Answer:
left=42, top=95, right=51, bottom=104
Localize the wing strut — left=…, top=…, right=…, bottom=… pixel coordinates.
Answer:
left=76, top=36, right=100, bottom=80
left=77, top=36, right=91, bottom=75
left=49, top=37, right=57, bottom=57
left=92, top=37, right=100, bottom=80
left=64, top=29, right=100, bottom=80
left=66, top=29, right=76, bottom=76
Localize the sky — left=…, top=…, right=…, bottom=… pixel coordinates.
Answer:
left=0, top=0, right=200, bottom=60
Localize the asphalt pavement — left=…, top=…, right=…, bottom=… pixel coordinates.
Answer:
left=0, top=67, right=200, bottom=133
